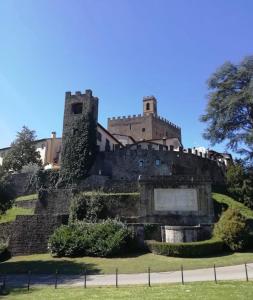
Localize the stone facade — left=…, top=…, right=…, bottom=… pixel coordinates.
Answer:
left=89, top=148, right=225, bottom=185
left=108, top=96, right=181, bottom=142
left=138, top=175, right=213, bottom=225
left=62, top=90, right=98, bottom=140
left=8, top=214, right=68, bottom=256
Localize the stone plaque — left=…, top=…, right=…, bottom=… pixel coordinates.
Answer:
left=154, top=188, right=198, bottom=211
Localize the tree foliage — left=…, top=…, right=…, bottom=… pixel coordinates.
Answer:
left=2, top=126, right=41, bottom=172
left=213, top=208, right=250, bottom=251
left=60, top=113, right=97, bottom=183
left=226, top=160, right=253, bottom=209
left=201, top=56, right=253, bottom=161
left=0, top=166, right=14, bottom=214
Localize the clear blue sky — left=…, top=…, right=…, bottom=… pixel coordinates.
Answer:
left=0, top=0, right=252, bottom=152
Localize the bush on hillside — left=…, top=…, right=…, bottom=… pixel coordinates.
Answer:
left=226, top=161, right=253, bottom=209
left=0, top=167, right=14, bottom=214
left=69, top=192, right=140, bottom=223
left=213, top=208, right=251, bottom=251
left=49, top=219, right=136, bottom=257
left=146, top=239, right=224, bottom=258
left=0, top=243, right=10, bottom=262
left=69, top=192, right=108, bottom=223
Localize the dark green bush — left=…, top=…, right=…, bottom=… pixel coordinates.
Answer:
left=69, top=192, right=108, bottom=223
left=213, top=208, right=251, bottom=251
left=69, top=192, right=140, bottom=223
left=0, top=167, right=14, bottom=214
left=146, top=239, right=224, bottom=257
left=0, top=243, right=10, bottom=262
left=49, top=219, right=136, bottom=257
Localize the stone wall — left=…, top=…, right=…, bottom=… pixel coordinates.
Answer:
left=15, top=200, right=37, bottom=210
left=107, top=114, right=181, bottom=141
left=9, top=214, right=68, bottom=256
left=0, top=222, right=13, bottom=243
left=35, top=189, right=73, bottom=215
left=138, top=175, right=214, bottom=225
left=79, top=175, right=139, bottom=192
left=9, top=173, right=36, bottom=197
left=90, top=148, right=225, bottom=185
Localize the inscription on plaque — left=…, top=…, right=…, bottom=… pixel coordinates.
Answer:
left=154, top=188, right=198, bottom=211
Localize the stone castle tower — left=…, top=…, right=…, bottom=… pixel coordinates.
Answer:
left=62, top=89, right=98, bottom=139
left=61, top=89, right=99, bottom=174
left=107, top=96, right=181, bottom=142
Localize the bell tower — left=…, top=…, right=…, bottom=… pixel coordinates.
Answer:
left=143, top=96, right=157, bottom=116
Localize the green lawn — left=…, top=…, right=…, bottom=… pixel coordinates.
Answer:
left=4, top=282, right=253, bottom=300
left=213, top=193, right=253, bottom=219
left=0, top=206, right=34, bottom=224
left=1, top=251, right=253, bottom=275
left=15, top=194, right=38, bottom=202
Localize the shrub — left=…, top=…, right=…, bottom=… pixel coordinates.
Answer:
left=69, top=192, right=108, bottom=223
left=69, top=192, right=140, bottom=223
left=213, top=208, right=251, bottom=251
left=0, top=167, right=14, bottom=214
left=0, top=243, right=10, bottom=262
left=146, top=239, right=224, bottom=257
left=49, top=219, right=136, bottom=257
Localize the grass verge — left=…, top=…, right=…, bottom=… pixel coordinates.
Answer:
left=4, top=281, right=253, bottom=300
left=15, top=194, right=38, bottom=202
left=0, top=207, right=34, bottom=224
left=213, top=193, right=253, bottom=219
left=1, top=252, right=253, bottom=275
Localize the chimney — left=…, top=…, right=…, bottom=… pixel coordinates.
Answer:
left=51, top=131, right=56, bottom=139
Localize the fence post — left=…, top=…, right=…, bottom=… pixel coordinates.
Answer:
left=84, top=268, right=87, bottom=288
left=55, top=269, right=58, bottom=289
left=2, top=275, right=6, bottom=290
left=116, top=268, right=118, bottom=288
left=148, top=267, right=151, bottom=287
left=27, top=270, right=31, bottom=291
left=245, top=263, right=249, bottom=282
left=214, top=264, right=217, bottom=283
left=181, top=265, right=184, bottom=285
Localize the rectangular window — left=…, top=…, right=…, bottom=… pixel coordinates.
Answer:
left=71, top=103, right=83, bottom=114
left=139, top=160, right=144, bottom=167
left=105, top=139, right=110, bottom=151
left=155, top=159, right=160, bottom=166
left=142, top=128, right=145, bottom=132
left=97, top=132, right=102, bottom=141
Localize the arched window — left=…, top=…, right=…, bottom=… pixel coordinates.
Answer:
left=146, top=102, right=150, bottom=111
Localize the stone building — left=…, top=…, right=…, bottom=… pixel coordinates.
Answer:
left=0, top=132, right=62, bottom=169
left=108, top=96, right=182, bottom=142
left=0, top=88, right=230, bottom=255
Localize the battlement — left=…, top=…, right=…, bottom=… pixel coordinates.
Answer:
left=108, top=114, right=143, bottom=121
left=154, top=115, right=181, bottom=130
left=143, top=95, right=157, bottom=102
left=108, top=113, right=180, bottom=130
left=65, top=89, right=95, bottom=99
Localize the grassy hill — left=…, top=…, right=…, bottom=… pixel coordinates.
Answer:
left=213, top=193, right=253, bottom=220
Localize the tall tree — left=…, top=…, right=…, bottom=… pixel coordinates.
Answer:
left=3, top=126, right=42, bottom=171
left=201, top=56, right=253, bottom=162
left=0, top=166, right=14, bottom=214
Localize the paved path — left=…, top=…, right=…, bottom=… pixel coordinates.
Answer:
left=2, top=263, right=253, bottom=287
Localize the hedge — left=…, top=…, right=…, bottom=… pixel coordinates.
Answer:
left=146, top=239, right=224, bottom=258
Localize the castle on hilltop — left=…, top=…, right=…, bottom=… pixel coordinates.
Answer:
left=0, top=91, right=183, bottom=168
left=108, top=95, right=181, bottom=144
left=0, top=88, right=230, bottom=256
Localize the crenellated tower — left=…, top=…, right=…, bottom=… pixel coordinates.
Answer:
left=61, top=89, right=99, bottom=180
